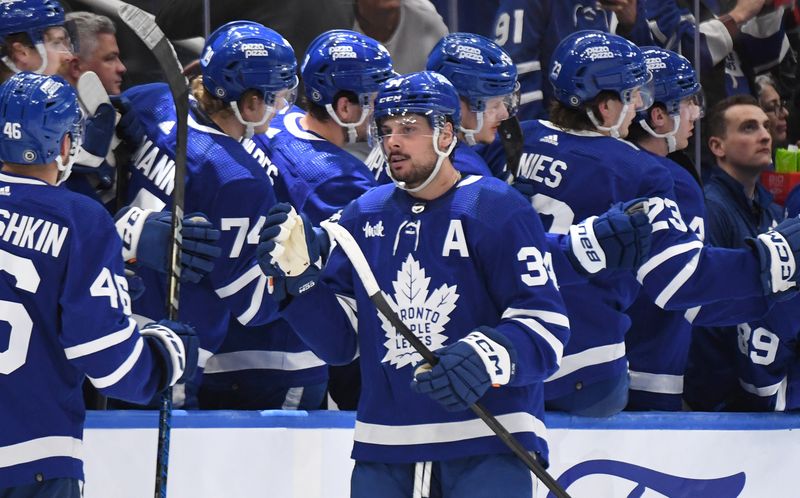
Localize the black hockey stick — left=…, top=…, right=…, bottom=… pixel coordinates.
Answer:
left=319, top=221, right=572, bottom=498
left=498, top=116, right=524, bottom=182
left=118, top=5, right=189, bottom=498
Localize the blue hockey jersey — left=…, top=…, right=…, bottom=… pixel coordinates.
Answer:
left=120, top=83, right=280, bottom=379
left=283, top=175, right=569, bottom=464
left=496, top=120, right=767, bottom=401
left=0, top=172, right=167, bottom=488
left=491, top=0, right=651, bottom=120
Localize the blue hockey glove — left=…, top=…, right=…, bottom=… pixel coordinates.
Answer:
left=71, top=103, right=117, bottom=188
left=748, top=216, right=800, bottom=294
left=110, top=95, right=145, bottom=147
left=141, top=320, right=199, bottom=391
left=115, top=207, right=222, bottom=283
left=257, top=203, right=323, bottom=298
left=411, top=326, right=517, bottom=412
left=566, top=198, right=652, bottom=274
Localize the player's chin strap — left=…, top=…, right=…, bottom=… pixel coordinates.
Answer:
left=325, top=103, right=372, bottom=144
left=230, top=101, right=272, bottom=140
left=1, top=43, right=49, bottom=74
left=639, top=115, right=680, bottom=153
left=459, top=111, right=484, bottom=146
left=587, top=102, right=631, bottom=139
left=54, top=153, right=75, bottom=186
left=386, top=128, right=457, bottom=194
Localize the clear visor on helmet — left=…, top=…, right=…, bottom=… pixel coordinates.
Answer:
left=681, top=91, right=705, bottom=121
left=43, top=26, right=75, bottom=55
left=620, top=72, right=655, bottom=111
left=371, top=114, right=434, bottom=142
left=265, top=80, right=299, bottom=114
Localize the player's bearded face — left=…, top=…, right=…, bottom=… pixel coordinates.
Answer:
left=379, top=115, right=439, bottom=189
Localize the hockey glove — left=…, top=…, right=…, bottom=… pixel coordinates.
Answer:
left=566, top=198, right=652, bottom=274
left=411, top=326, right=517, bottom=412
left=115, top=207, right=222, bottom=283
left=748, top=216, right=800, bottom=294
left=110, top=95, right=145, bottom=148
left=141, top=320, right=199, bottom=390
left=71, top=103, right=117, bottom=188
left=257, top=203, right=323, bottom=298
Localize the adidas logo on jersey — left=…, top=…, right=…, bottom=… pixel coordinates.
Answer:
left=0, top=186, right=10, bottom=196
left=539, top=134, right=559, bottom=146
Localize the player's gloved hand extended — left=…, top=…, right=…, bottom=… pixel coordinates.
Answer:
left=566, top=198, right=652, bottom=275
left=140, top=320, right=199, bottom=390
left=748, top=216, right=800, bottom=294
left=411, top=327, right=517, bottom=412
left=110, top=95, right=145, bottom=148
left=115, top=207, right=222, bottom=283
left=72, top=103, right=117, bottom=188
left=257, top=203, right=324, bottom=300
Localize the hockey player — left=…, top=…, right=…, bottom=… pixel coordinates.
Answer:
left=0, top=72, right=198, bottom=495
left=115, top=21, right=297, bottom=407
left=0, top=0, right=74, bottom=79
left=623, top=47, right=780, bottom=410
left=202, top=29, right=393, bottom=410
left=425, top=32, right=518, bottom=178
left=490, top=0, right=650, bottom=120
left=505, top=30, right=800, bottom=416
left=257, top=71, right=660, bottom=497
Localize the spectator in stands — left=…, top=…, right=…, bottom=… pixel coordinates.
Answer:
left=354, top=0, right=448, bottom=74
left=685, top=95, right=784, bottom=411
left=490, top=0, right=649, bottom=120
left=66, top=11, right=126, bottom=94
left=755, top=73, right=793, bottom=150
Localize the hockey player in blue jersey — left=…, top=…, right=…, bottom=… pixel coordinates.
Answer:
left=0, top=0, right=74, bottom=78
left=426, top=32, right=519, bottom=178
left=0, top=72, right=198, bottom=496
left=116, top=21, right=297, bottom=408
left=490, top=0, right=650, bottom=120
left=505, top=30, right=800, bottom=417
left=257, top=70, right=661, bottom=497
left=260, top=70, right=566, bottom=497
left=201, top=29, right=393, bottom=410
left=623, top=47, right=707, bottom=410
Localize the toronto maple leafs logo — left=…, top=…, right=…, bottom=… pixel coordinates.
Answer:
left=379, top=254, right=459, bottom=369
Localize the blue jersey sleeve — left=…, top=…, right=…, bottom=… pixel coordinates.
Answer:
left=475, top=194, right=571, bottom=384
left=209, top=178, right=280, bottom=327
left=60, top=206, right=163, bottom=403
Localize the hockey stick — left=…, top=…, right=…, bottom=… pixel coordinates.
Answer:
left=497, top=116, right=524, bottom=182
left=118, top=5, right=189, bottom=498
left=319, top=221, right=572, bottom=498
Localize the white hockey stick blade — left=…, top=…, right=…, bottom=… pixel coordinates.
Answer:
left=76, top=71, right=111, bottom=115
left=320, top=220, right=381, bottom=296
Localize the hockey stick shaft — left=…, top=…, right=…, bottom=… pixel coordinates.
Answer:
left=320, top=221, right=571, bottom=498
left=118, top=5, right=189, bottom=498
left=498, top=116, right=524, bottom=182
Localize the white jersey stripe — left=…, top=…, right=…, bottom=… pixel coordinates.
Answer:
left=354, top=412, right=546, bottom=446
left=516, top=60, right=541, bottom=74
left=637, top=240, right=703, bottom=282
left=654, top=250, right=701, bottom=308
left=502, top=308, right=570, bottom=328
left=336, top=294, right=358, bottom=333
left=0, top=436, right=82, bottom=469
left=508, top=317, right=564, bottom=365
left=520, top=90, right=544, bottom=105
left=545, top=342, right=625, bottom=382
left=629, top=370, right=683, bottom=394
left=204, top=350, right=326, bottom=374
left=215, top=264, right=262, bottom=298
left=87, top=336, right=144, bottom=389
left=236, top=273, right=268, bottom=325
left=64, top=318, right=137, bottom=359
